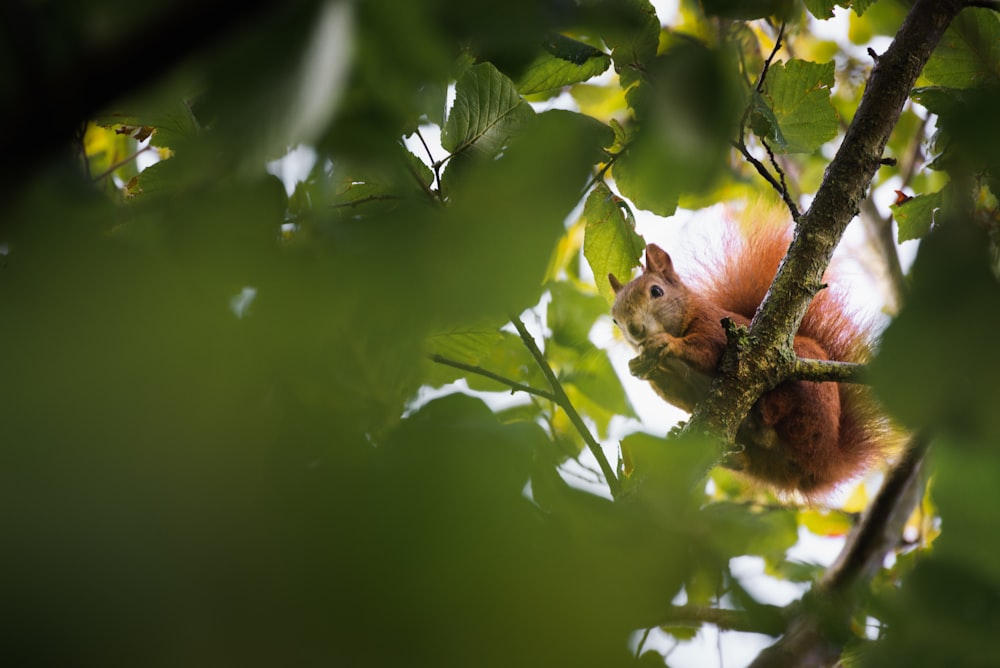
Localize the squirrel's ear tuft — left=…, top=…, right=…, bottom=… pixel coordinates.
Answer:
left=609, top=273, right=624, bottom=294
left=644, top=244, right=677, bottom=278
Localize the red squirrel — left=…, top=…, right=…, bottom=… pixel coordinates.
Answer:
left=609, top=226, right=887, bottom=495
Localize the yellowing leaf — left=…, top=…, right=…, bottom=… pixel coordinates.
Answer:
left=841, top=480, right=870, bottom=514
left=800, top=509, right=853, bottom=537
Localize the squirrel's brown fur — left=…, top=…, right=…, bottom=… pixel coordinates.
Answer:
left=610, top=225, right=888, bottom=496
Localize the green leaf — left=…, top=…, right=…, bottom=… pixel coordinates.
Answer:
left=96, top=97, right=199, bottom=149
left=547, top=281, right=607, bottom=348
left=321, top=147, right=434, bottom=213
left=891, top=190, right=943, bottom=242
left=558, top=344, right=635, bottom=422
left=442, top=62, right=535, bottom=161
left=433, top=110, right=609, bottom=321
left=517, top=34, right=612, bottom=95
left=582, top=183, right=645, bottom=304
left=701, top=0, right=795, bottom=21
left=802, top=0, right=838, bottom=20
left=922, top=8, right=1000, bottom=89
left=703, top=503, right=799, bottom=561
left=619, top=43, right=741, bottom=206
left=424, top=326, right=551, bottom=394
left=852, top=0, right=876, bottom=16
left=758, top=59, right=839, bottom=154
left=910, top=86, right=963, bottom=116
left=803, top=0, right=875, bottom=20
left=872, top=220, right=1000, bottom=438
left=601, top=0, right=660, bottom=90
left=612, top=144, right=680, bottom=218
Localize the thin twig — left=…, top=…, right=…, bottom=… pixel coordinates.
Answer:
left=510, top=314, right=622, bottom=499
left=634, top=628, right=652, bottom=660
left=582, top=149, right=623, bottom=195
left=659, top=604, right=787, bottom=636
left=412, top=128, right=444, bottom=200
left=330, top=194, right=403, bottom=209
left=429, top=354, right=557, bottom=401
left=756, top=22, right=786, bottom=93
left=91, top=144, right=153, bottom=182
left=761, top=136, right=800, bottom=221
left=732, top=140, right=798, bottom=219
left=734, top=22, right=801, bottom=221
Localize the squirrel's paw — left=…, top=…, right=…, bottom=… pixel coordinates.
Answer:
left=628, top=353, right=657, bottom=379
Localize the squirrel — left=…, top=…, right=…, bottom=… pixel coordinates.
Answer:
left=609, top=225, right=889, bottom=496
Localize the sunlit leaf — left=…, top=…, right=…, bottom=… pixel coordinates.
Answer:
left=758, top=59, right=839, bottom=153
left=892, top=190, right=943, bottom=242
left=517, top=34, right=612, bottom=95
left=442, top=62, right=535, bottom=161
left=800, top=509, right=854, bottom=537
left=582, top=183, right=645, bottom=304
left=922, top=8, right=1000, bottom=89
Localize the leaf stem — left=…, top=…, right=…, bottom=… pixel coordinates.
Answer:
left=428, top=354, right=557, bottom=402
left=91, top=144, right=153, bottom=182
left=509, top=314, right=622, bottom=499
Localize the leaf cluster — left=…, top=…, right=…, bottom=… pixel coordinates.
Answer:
left=3, top=0, right=1000, bottom=666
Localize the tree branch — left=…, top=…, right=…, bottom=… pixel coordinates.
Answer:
left=734, top=21, right=802, bottom=221
left=658, top=603, right=788, bottom=636
left=789, top=358, right=867, bottom=384
left=509, top=315, right=622, bottom=500
left=749, top=432, right=930, bottom=668
left=685, top=0, right=967, bottom=448
left=731, top=139, right=801, bottom=221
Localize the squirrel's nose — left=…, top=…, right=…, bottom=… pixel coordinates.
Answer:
left=627, top=323, right=645, bottom=341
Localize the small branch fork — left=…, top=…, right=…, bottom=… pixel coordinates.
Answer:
left=734, top=22, right=802, bottom=222
left=430, top=316, right=622, bottom=500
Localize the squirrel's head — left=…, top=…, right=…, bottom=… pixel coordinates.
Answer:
left=609, top=244, right=688, bottom=347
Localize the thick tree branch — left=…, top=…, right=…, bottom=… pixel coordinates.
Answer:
left=749, top=433, right=930, bottom=668
left=684, top=0, right=966, bottom=447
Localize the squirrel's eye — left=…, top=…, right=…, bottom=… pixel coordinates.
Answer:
left=650, top=285, right=664, bottom=298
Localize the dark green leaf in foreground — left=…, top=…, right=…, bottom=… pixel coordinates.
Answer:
left=517, top=34, right=612, bottom=95
left=442, top=62, right=535, bottom=161
left=922, top=8, right=1000, bottom=89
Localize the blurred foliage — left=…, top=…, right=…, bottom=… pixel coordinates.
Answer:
left=2, top=0, right=1000, bottom=665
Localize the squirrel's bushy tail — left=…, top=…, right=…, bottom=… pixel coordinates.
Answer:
left=693, top=223, right=893, bottom=492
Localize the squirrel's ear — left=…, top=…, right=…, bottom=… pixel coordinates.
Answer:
left=609, top=273, right=624, bottom=294
left=644, top=244, right=676, bottom=278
